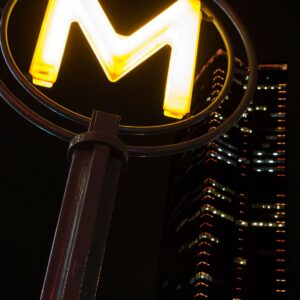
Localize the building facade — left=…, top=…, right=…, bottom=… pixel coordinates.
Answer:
left=156, top=51, right=288, bottom=300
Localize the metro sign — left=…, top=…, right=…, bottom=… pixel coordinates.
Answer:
left=29, top=0, right=202, bottom=119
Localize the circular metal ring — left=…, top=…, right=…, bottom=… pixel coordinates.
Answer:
left=127, top=0, right=257, bottom=156
left=0, top=79, right=76, bottom=141
left=0, top=0, right=257, bottom=157
left=0, top=0, right=234, bottom=136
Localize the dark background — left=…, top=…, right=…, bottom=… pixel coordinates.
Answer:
left=0, top=0, right=295, bottom=299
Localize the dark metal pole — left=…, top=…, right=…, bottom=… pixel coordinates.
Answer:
left=40, top=110, right=128, bottom=300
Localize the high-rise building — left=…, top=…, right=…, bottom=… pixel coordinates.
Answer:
left=155, top=50, right=288, bottom=300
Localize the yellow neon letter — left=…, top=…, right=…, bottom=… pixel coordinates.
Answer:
left=30, top=0, right=201, bottom=119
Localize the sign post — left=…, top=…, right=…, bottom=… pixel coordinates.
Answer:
left=40, top=110, right=127, bottom=300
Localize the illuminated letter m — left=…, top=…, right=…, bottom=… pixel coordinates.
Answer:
left=30, top=0, right=202, bottom=118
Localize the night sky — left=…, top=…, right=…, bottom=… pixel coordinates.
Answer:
left=0, top=0, right=296, bottom=299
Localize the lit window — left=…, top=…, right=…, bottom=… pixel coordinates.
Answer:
left=255, top=106, right=267, bottom=111
left=194, top=292, right=208, bottom=298
left=191, top=272, right=213, bottom=289
left=240, top=127, right=252, bottom=133
left=236, top=220, right=248, bottom=227
left=234, top=257, right=247, bottom=265
left=251, top=221, right=285, bottom=228
left=276, top=279, right=286, bottom=282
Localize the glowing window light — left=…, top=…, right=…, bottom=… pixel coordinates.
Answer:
left=195, top=281, right=209, bottom=287
left=29, top=0, right=202, bottom=119
left=276, top=279, right=286, bottom=282
left=194, top=292, right=208, bottom=298
left=234, top=257, right=247, bottom=266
